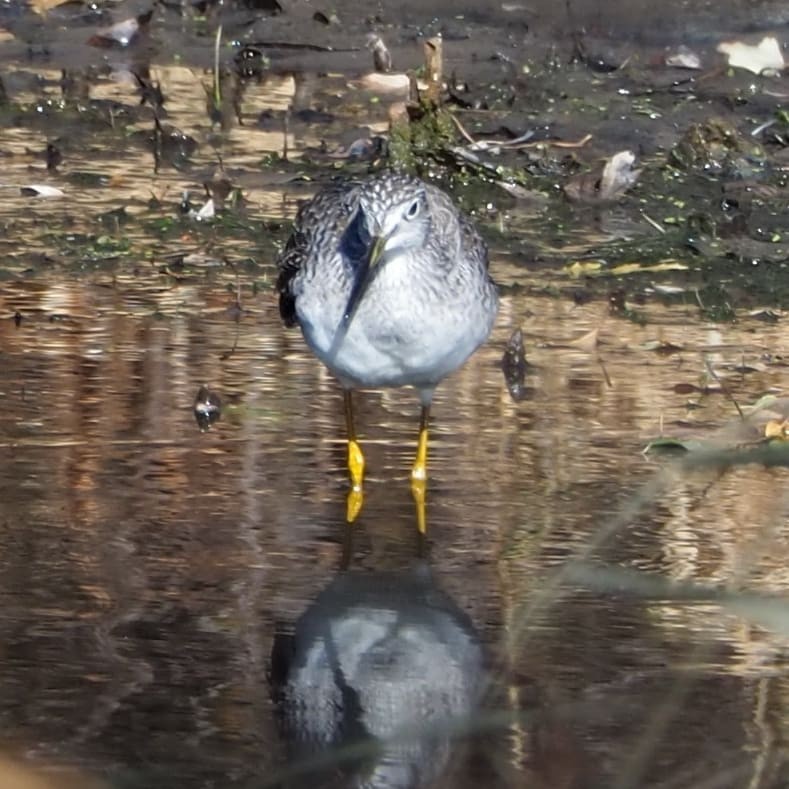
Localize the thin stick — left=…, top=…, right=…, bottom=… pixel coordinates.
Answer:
left=641, top=211, right=666, bottom=234
left=213, top=24, right=223, bottom=110
left=449, top=112, right=477, bottom=145
left=703, top=354, right=743, bottom=420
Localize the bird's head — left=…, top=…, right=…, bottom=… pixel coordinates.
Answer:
left=358, top=176, right=431, bottom=261
left=328, top=174, right=433, bottom=362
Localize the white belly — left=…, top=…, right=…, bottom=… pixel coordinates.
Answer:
left=296, top=272, right=494, bottom=390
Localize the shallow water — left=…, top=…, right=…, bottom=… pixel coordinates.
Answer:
left=2, top=2, right=789, bottom=786
left=3, top=265, right=789, bottom=787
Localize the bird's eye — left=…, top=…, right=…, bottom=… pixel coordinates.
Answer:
left=406, top=199, right=421, bottom=219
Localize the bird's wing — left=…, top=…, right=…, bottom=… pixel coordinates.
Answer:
left=276, top=181, right=360, bottom=327
left=275, top=226, right=307, bottom=328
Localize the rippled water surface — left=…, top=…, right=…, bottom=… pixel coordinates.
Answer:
left=2, top=4, right=789, bottom=786
left=4, top=266, right=789, bottom=787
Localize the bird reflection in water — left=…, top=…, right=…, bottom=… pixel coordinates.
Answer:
left=270, top=530, right=484, bottom=788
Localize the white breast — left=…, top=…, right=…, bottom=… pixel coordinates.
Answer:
left=295, top=255, right=494, bottom=390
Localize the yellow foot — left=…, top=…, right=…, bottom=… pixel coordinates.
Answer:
left=346, top=486, right=364, bottom=523
left=346, top=439, right=365, bottom=523
left=410, top=474, right=427, bottom=534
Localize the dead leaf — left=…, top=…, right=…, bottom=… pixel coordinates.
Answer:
left=747, top=308, right=780, bottom=323
left=566, top=259, right=688, bottom=278
left=194, top=384, right=221, bottom=431
left=609, top=260, right=688, bottom=276
left=640, top=340, right=683, bottom=354
left=88, top=9, right=152, bottom=48
left=501, top=328, right=530, bottom=402
left=28, top=0, right=73, bottom=15
left=358, top=72, right=411, bottom=94
left=717, top=35, right=784, bottom=74
left=565, top=260, right=603, bottom=277
left=20, top=184, right=65, bottom=198
left=598, top=150, right=641, bottom=200
left=764, top=419, right=789, bottom=439
left=564, top=149, right=641, bottom=203
left=651, top=284, right=687, bottom=295
left=665, top=46, right=702, bottom=70
left=495, top=181, right=546, bottom=201
left=190, top=198, right=215, bottom=220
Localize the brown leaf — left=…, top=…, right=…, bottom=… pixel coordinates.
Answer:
left=564, top=150, right=641, bottom=203
left=501, top=328, right=530, bottom=402
left=28, top=0, right=75, bottom=15
left=598, top=150, right=641, bottom=200
left=764, top=419, right=789, bottom=439
left=88, top=9, right=152, bottom=48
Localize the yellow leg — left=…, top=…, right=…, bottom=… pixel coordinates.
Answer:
left=410, top=404, right=430, bottom=534
left=344, top=390, right=365, bottom=523
left=348, top=438, right=365, bottom=490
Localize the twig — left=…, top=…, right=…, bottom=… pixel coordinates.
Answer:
left=449, top=113, right=477, bottom=145
left=752, top=118, right=777, bottom=137
left=535, top=133, right=593, bottom=149
left=213, top=24, right=222, bottom=110
left=703, top=354, right=743, bottom=420
left=597, top=351, right=613, bottom=388
left=641, top=211, right=666, bottom=234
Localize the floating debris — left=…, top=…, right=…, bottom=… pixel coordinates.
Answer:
left=501, top=328, right=530, bottom=402
left=194, top=385, right=221, bottom=431
left=668, top=119, right=762, bottom=177
left=203, top=170, right=234, bottom=210
left=190, top=198, right=215, bottom=221
left=358, top=72, right=411, bottom=94
left=88, top=9, right=153, bottom=48
left=765, top=419, right=789, bottom=439
left=717, top=35, right=784, bottom=75
left=234, top=46, right=268, bottom=80
left=366, top=33, right=392, bottom=73
left=46, top=141, right=61, bottom=172
left=564, top=150, right=641, bottom=203
left=665, top=46, right=702, bottom=70
left=20, top=184, right=64, bottom=198
left=598, top=150, right=641, bottom=200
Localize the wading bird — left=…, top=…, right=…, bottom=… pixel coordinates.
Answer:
left=277, top=172, right=498, bottom=529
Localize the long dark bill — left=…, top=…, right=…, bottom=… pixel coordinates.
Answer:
left=327, top=234, right=385, bottom=361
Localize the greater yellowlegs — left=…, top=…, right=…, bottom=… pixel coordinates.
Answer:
left=277, top=171, right=498, bottom=528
